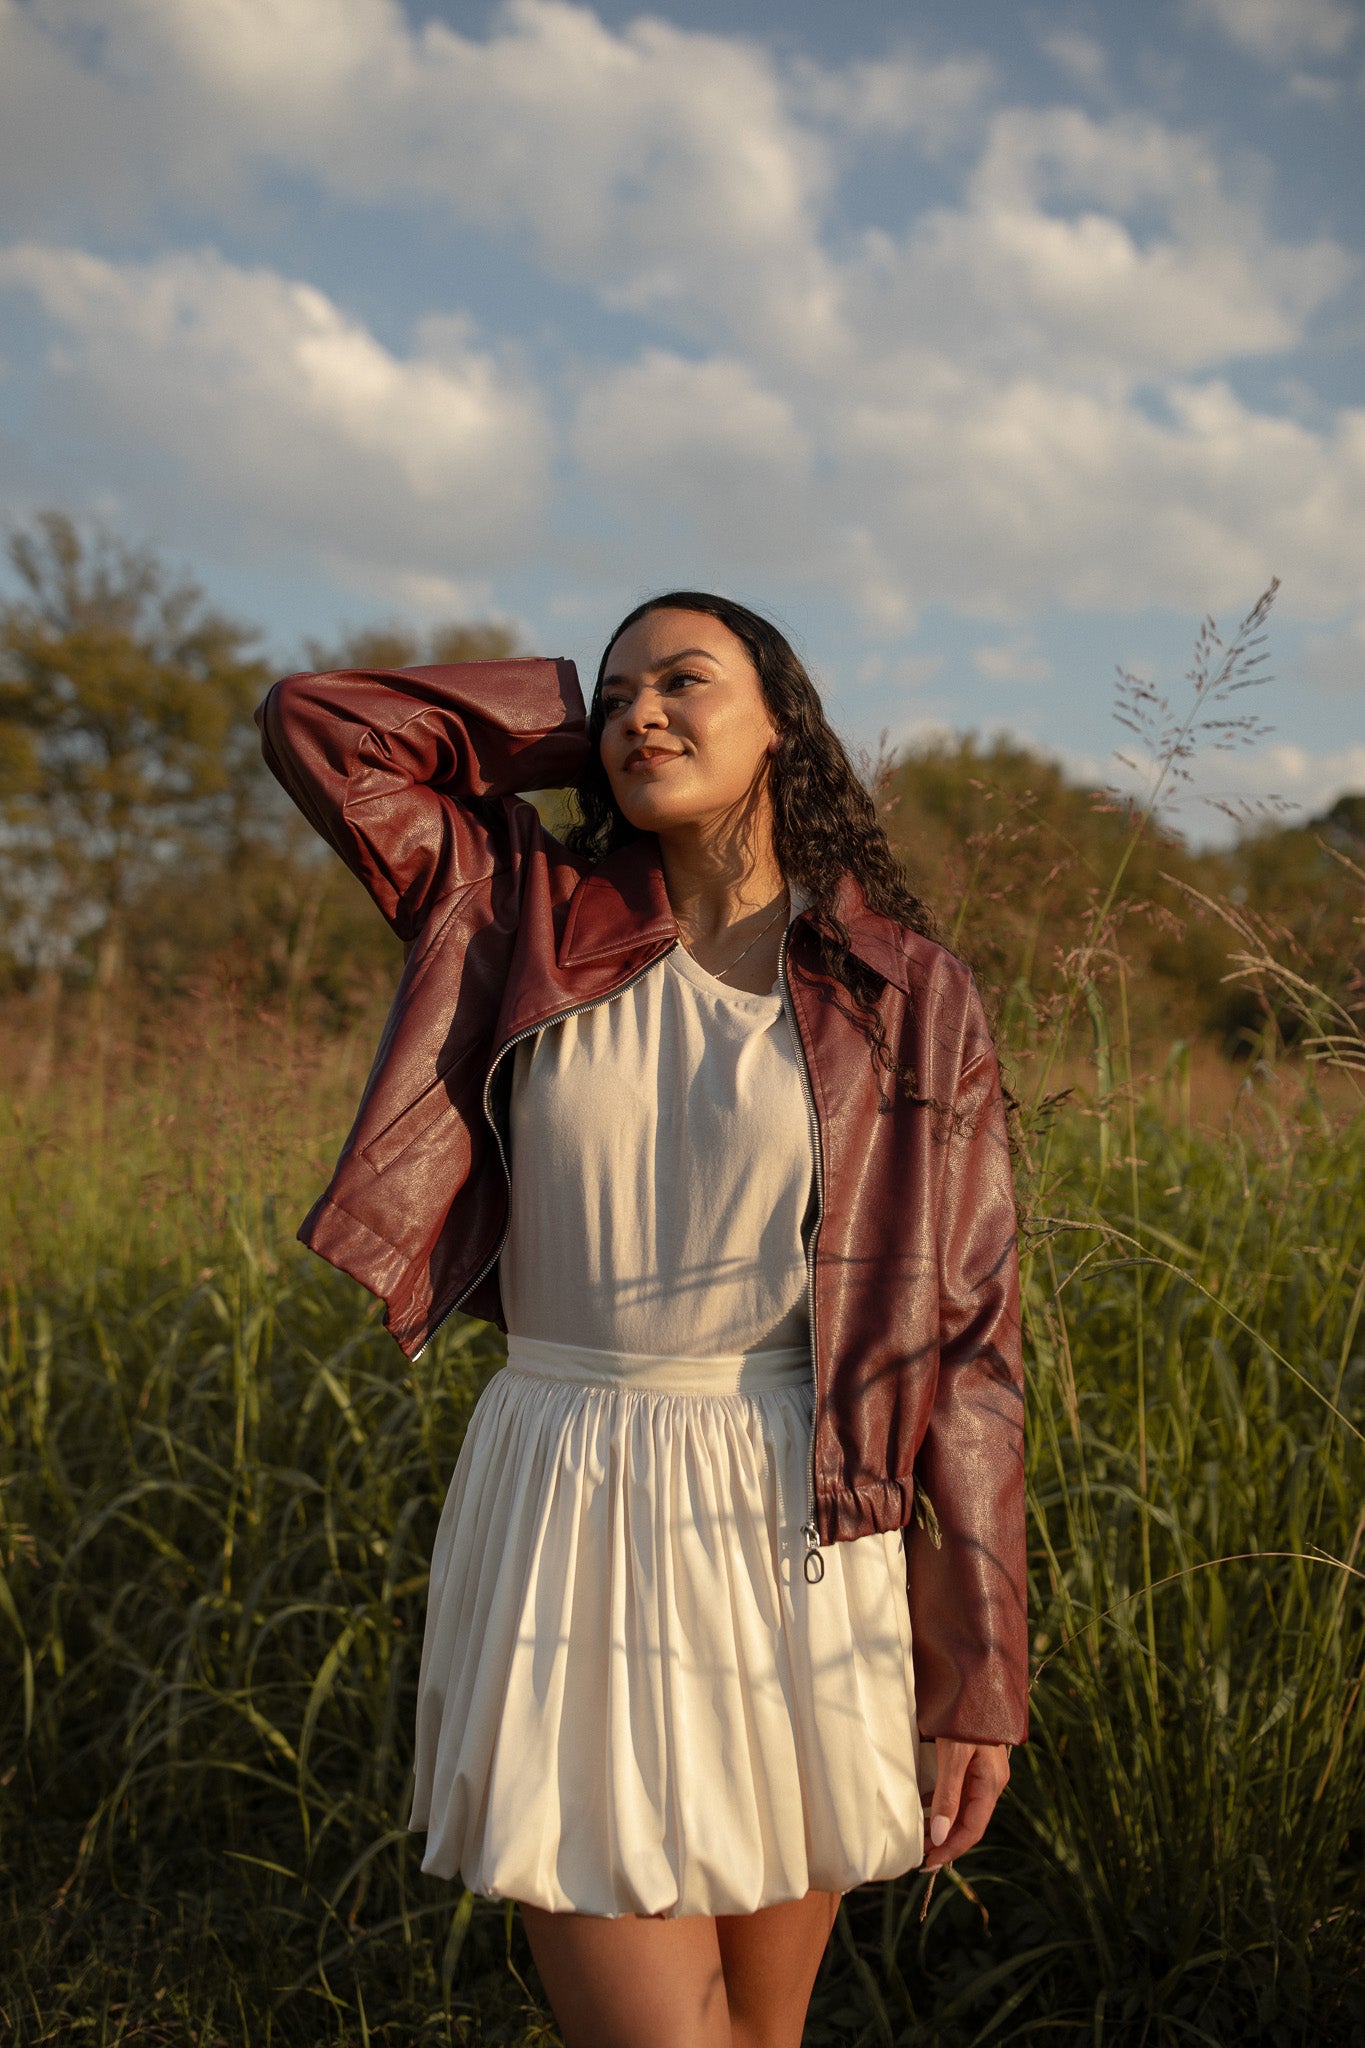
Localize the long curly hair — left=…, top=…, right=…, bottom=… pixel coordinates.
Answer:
left=563, top=591, right=941, bottom=1096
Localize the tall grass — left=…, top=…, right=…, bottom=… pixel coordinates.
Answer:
left=0, top=975, right=385, bottom=1285
left=825, top=1095, right=1365, bottom=2042
left=3, top=1001, right=1361, bottom=2044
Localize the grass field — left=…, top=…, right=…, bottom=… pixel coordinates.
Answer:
left=2, top=985, right=1363, bottom=2045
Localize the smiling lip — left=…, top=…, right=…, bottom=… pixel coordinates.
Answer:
left=624, top=747, right=684, bottom=772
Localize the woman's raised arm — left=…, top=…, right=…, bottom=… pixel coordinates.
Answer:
left=254, top=658, right=586, bottom=940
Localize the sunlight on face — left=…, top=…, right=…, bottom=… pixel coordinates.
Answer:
left=596, top=609, right=780, bottom=841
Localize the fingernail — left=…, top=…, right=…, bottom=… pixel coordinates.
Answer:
left=931, top=1814, right=951, bottom=1847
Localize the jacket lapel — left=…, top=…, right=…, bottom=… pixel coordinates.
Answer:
left=829, top=872, right=915, bottom=994
left=556, top=841, right=915, bottom=993
left=558, top=838, right=677, bottom=966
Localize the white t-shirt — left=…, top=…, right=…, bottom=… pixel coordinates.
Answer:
left=499, top=938, right=817, bottom=1357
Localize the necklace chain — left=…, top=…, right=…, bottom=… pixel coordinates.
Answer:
left=684, top=890, right=789, bottom=984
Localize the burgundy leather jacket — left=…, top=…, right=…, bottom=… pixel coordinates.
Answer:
left=256, top=656, right=1027, bottom=1747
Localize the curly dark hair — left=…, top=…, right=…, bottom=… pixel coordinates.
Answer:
left=563, top=591, right=941, bottom=1097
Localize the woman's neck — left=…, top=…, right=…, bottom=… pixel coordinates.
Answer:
left=657, top=818, right=788, bottom=994
left=656, top=809, right=782, bottom=933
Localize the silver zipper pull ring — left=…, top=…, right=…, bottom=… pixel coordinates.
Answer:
left=801, top=1522, right=825, bottom=1584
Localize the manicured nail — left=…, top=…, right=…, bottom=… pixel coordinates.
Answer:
left=931, top=1814, right=951, bottom=1847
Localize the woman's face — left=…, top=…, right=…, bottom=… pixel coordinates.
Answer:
left=596, top=608, right=780, bottom=840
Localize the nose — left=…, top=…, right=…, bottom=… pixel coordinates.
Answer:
left=619, top=684, right=668, bottom=737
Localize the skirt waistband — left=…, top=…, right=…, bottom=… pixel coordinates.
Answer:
left=505, top=1334, right=812, bottom=1397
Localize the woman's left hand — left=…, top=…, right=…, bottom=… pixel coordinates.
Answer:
left=923, top=1738, right=1011, bottom=1868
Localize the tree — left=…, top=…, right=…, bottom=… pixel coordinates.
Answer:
left=302, top=619, right=519, bottom=674
left=0, top=512, right=268, bottom=993
left=114, top=610, right=525, bottom=1008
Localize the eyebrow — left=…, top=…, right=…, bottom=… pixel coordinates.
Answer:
left=599, top=647, right=722, bottom=691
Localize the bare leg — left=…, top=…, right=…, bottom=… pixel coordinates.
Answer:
left=716, top=1891, right=841, bottom=2048
left=519, top=1903, right=733, bottom=2048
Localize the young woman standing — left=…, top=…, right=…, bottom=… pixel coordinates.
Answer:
left=256, top=593, right=1026, bottom=2048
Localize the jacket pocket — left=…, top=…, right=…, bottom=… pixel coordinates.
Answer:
left=359, top=1047, right=477, bottom=1175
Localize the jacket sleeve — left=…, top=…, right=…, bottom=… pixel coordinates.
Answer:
left=253, top=658, right=586, bottom=940
left=907, top=981, right=1029, bottom=1746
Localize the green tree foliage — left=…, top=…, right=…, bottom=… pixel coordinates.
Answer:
left=137, top=619, right=523, bottom=1010
left=0, top=520, right=525, bottom=1015
left=0, top=511, right=267, bottom=990
left=303, top=619, right=519, bottom=673
left=1219, top=800, right=1365, bottom=1050
left=879, top=735, right=1237, bottom=1052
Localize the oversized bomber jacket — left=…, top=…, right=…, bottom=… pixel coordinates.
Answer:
left=255, top=655, right=1029, bottom=1748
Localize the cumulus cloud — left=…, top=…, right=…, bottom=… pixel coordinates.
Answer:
left=0, top=241, right=550, bottom=592
left=1, top=0, right=1362, bottom=641
left=1038, top=29, right=1109, bottom=94
left=789, top=45, right=997, bottom=152
left=835, top=369, right=1365, bottom=617
left=848, top=106, right=1355, bottom=388
left=570, top=350, right=818, bottom=573
left=8, top=0, right=840, bottom=359
left=1186, top=0, right=1357, bottom=65
left=974, top=641, right=1053, bottom=683
left=558, top=335, right=1365, bottom=625
left=5, top=2, right=1354, bottom=386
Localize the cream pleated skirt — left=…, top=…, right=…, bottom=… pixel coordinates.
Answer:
left=409, top=1335, right=925, bottom=1918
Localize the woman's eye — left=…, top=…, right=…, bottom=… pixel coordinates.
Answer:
left=600, top=672, right=703, bottom=717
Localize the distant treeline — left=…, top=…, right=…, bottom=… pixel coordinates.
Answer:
left=882, top=738, right=1363, bottom=1058
left=1, top=510, right=1360, bottom=1058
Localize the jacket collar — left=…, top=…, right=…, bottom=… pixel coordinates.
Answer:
left=827, top=870, right=916, bottom=993
left=558, top=838, right=914, bottom=994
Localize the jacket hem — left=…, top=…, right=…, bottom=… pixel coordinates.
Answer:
left=819, top=1475, right=912, bottom=1545
left=298, top=1197, right=432, bottom=1354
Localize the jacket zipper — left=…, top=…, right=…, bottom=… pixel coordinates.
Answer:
left=418, top=941, right=681, bottom=1351
left=777, top=928, right=826, bottom=1585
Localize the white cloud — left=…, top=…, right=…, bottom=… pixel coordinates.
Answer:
left=1172, top=739, right=1365, bottom=832
left=0, top=241, right=550, bottom=591
left=856, top=651, right=944, bottom=690
left=882, top=712, right=958, bottom=759
left=974, top=641, right=1053, bottom=683
left=1038, top=29, right=1109, bottom=94
left=0, top=0, right=1362, bottom=644
left=790, top=46, right=996, bottom=152
left=573, top=351, right=810, bottom=476
left=827, top=366, right=1365, bottom=618
left=570, top=350, right=819, bottom=575
left=9, top=0, right=840, bottom=360
left=1186, top=0, right=1356, bottom=65
left=856, top=106, right=1355, bottom=386
left=5, top=6, right=1354, bottom=387
left=553, top=333, right=1365, bottom=625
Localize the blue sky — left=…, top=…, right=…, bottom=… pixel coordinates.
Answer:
left=1, top=0, right=1362, bottom=841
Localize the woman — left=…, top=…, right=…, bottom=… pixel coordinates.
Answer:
left=255, top=593, right=1026, bottom=2048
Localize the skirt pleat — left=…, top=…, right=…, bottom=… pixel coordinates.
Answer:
left=409, top=1340, right=924, bottom=1918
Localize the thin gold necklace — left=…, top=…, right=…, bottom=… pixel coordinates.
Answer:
left=686, top=890, right=789, bottom=983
